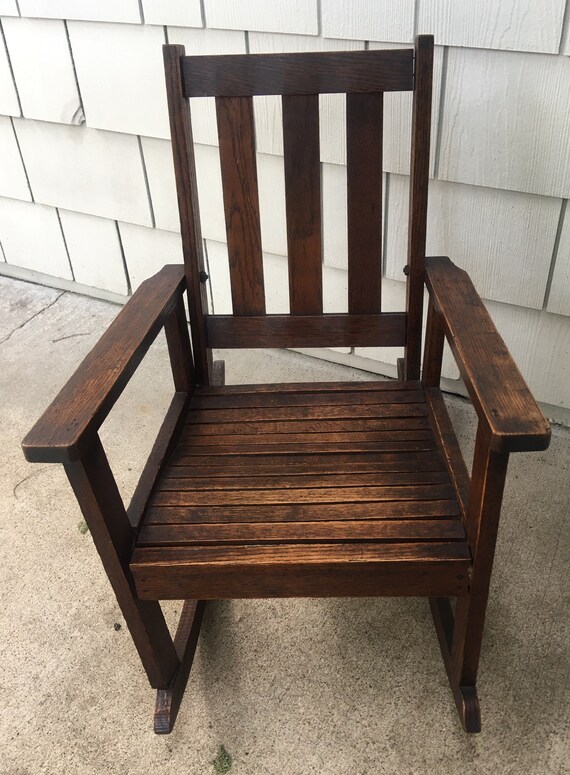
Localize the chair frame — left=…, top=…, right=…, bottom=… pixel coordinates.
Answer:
left=22, top=36, right=550, bottom=735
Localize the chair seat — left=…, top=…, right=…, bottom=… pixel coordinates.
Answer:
left=131, top=381, right=471, bottom=600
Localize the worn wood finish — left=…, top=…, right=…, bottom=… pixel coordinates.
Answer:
left=404, top=35, right=434, bottom=381
left=164, top=293, right=194, bottom=392
left=283, top=94, right=322, bottom=314
left=347, top=92, right=383, bottom=314
left=22, top=265, right=186, bottom=464
left=425, top=388, right=470, bottom=517
left=216, top=96, right=265, bottom=315
left=146, top=500, right=460, bottom=526
left=127, top=393, right=190, bottom=529
left=132, top=381, right=468, bottom=600
left=140, top=519, right=465, bottom=547
left=182, top=49, right=414, bottom=97
left=193, top=379, right=421, bottom=395
left=163, top=44, right=211, bottom=385
left=154, top=600, right=206, bottom=734
left=190, top=388, right=424, bottom=409
left=206, top=313, right=407, bottom=348
left=132, top=542, right=470, bottom=600
left=65, top=436, right=179, bottom=688
left=425, top=257, right=550, bottom=452
left=152, top=359, right=223, bottom=734
left=430, top=596, right=481, bottom=732
left=422, top=298, right=445, bottom=389
left=22, top=39, right=552, bottom=736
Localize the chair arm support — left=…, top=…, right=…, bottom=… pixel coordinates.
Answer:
left=22, top=264, right=187, bottom=464
left=424, top=257, right=550, bottom=453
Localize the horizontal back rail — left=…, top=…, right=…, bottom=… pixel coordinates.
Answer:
left=182, top=49, right=414, bottom=97
left=206, top=313, right=406, bottom=349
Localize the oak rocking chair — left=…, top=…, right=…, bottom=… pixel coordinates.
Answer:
left=23, top=36, right=550, bottom=734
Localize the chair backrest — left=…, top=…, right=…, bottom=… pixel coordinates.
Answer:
left=163, top=36, right=434, bottom=385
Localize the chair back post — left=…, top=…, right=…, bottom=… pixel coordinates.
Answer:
left=404, top=34, right=434, bottom=380
left=163, top=44, right=212, bottom=385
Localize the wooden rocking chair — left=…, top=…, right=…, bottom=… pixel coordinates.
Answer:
left=22, top=36, right=550, bottom=735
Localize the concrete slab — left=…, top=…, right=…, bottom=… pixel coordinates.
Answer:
left=0, top=275, right=568, bottom=774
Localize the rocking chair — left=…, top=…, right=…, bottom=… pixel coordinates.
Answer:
left=22, top=36, right=550, bottom=734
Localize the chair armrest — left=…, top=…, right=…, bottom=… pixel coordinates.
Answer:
left=22, top=264, right=186, bottom=464
left=424, top=256, right=550, bottom=453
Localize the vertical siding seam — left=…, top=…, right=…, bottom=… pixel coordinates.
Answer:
left=164, top=26, right=169, bottom=44
left=199, top=0, right=207, bottom=28
left=63, top=20, right=85, bottom=123
left=10, top=117, right=34, bottom=201
left=114, top=221, right=132, bottom=296
left=137, top=136, right=156, bottom=228
left=413, top=0, right=420, bottom=38
left=245, top=30, right=250, bottom=54
left=137, top=0, right=145, bottom=24
left=14, top=0, right=21, bottom=15
left=542, top=199, right=567, bottom=310
left=316, top=0, right=322, bottom=37
left=55, top=207, right=76, bottom=282
left=432, top=46, right=449, bottom=179
left=1, top=19, right=23, bottom=116
left=558, top=0, right=570, bottom=54
left=382, top=172, right=390, bottom=276
left=203, top=239, right=214, bottom=313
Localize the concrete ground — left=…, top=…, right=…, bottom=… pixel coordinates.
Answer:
left=0, top=274, right=568, bottom=775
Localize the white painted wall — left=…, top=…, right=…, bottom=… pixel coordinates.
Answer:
left=0, top=0, right=569, bottom=418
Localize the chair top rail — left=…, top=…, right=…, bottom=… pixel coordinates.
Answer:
left=181, top=48, right=414, bottom=98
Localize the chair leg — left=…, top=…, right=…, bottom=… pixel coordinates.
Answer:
left=430, top=425, right=510, bottom=732
left=154, top=600, right=206, bottom=734
left=430, top=596, right=481, bottom=732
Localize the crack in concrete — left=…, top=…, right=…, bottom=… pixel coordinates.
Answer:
left=52, top=332, right=91, bottom=344
left=13, top=466, right=50, bottom=499
left=0, top=292, right=65, bottom=346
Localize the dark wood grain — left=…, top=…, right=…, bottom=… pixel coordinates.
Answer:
left=139, top=519, right=465, bottom=546
left=190, top=388, right=424, bottom=409
left=451, top=424, right=509, bottom=688
left=154, top=600, right=206, bottom=734
left=194, top=379, right=420, bottom=395
left=422, top=297, right=444, bottom=389
left=182, top=49, right=414, bottom=97
left=425, top=256, right=550, bottom=452
left=131, top=541, right=469, bottom=600
left=183, top=416, right=430, bottom=435
left=164, top=293, right=194, bottom=392
left=163, top=44, right=211, bottom=385
left=404, top=34, right=433, bottom=380
left=127, top=393, right=191, bottom=529
left=145, top=500, right=460, bottom=526
left=283, top=94, right=322, bottom=314
left=425, top=388, right=470, bottom=518
left=216, top=96, right=265, bottom=314
left=158, top=470, right=448, bottom=490
left=22, top=265, right=186, bottom=464
left=65, top=437, right=179, bottom=688
left=347, top=92, right=383, bottom=314
left=206, top=312, right=406, bottom=348
left=182, top=402, right=427, bottom=424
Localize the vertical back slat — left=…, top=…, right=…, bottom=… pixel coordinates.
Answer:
left=404, top=35, right=434, bottom=380
left=216, top=96, right=265, bottom=315
left=282, top=94, right=323, bottom=314
left=163, top=44, right=211, bottom=385
left=347, top=92, right=383, bottom=314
